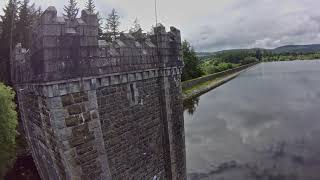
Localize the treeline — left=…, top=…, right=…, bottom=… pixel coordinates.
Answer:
left=183, top=44, right=320, bottom=81
left=262, top=52, right=320, bottom=62
left=0, top=0, right=142, bottom=84
left=200, top=50, right=261, bottom=75
left=182, top=43, right=260, bottom=81
left=0, top=0, right=42, bottom=83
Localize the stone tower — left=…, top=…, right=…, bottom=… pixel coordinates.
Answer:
left=12, top=7, right=186, bottom=180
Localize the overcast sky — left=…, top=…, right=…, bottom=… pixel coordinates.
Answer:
left=1, top=0, right=320, bottom=52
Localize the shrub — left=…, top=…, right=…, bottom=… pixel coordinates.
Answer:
left=0, top=83, right=18, bottom=178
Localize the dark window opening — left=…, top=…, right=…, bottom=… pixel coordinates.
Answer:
left=130, top=83, right=135, bottom=102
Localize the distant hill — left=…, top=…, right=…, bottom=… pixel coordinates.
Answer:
left=197, top=44, right=320, bottom=58
left=196, top=52, right=216, bottom=57
left=273, top=44, right=320, bottom=54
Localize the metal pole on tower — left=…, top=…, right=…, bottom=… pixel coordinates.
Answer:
left=155, top=0, right=158, bottom=26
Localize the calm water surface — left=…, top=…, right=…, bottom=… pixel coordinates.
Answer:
left=184, top=61, right=320, bottom=180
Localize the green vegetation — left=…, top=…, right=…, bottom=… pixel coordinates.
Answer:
left=198, top=49, right=259, bottom=75
left=212, top=49, right=261, bottom=64
left=199, top=48, right=320, bottom=64
left=0, top=83, right=18, bottom=178
left=182, top=42, right=260, bottom=81
left=182, top=40, right=204, bottom=81
left=201, top=60, right=239, bottom=74
left=262, top=52, right=320, bottom=62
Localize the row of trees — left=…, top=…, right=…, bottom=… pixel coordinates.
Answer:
left=262, top=53, right=320, bottom=62
left=61, top=0, right=126, bottom=40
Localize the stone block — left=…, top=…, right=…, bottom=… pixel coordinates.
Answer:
left=143, top=71, right=149, bottom=79
left=53, top=84, right=60, bottom=96
left=47, top=97, right=62, bottom=109
left=101, top=77, right=110, bottom=86
left=58, top=128, right=72, bottom=141
left=90, top=110, right=98, bottom=120
left=61, top=94, right=74, bottom=107
left=128, top=74, right=135, bottom=82
left=47, top=86, right=54, bottom=97
left=65, top=116, right=80, bottom=127
left=42, top=24, right=61, bottom=36
left=70, top=82, right=81, bottom=93
left=50, top=108, right=66, bottom=121
left=121, top=75, right=128, bottom=83
left=70, top=136, right=86, bottom=147
left=136, top=73, right=142, bottom=80
left=72, top=124, right=89, bottom=137
left=67, top=104, right=85, bottom=115
left=83, top=112, right=91, bottom=122
left=88, top=119, right=100, bottom=130
left=73, top=92, right=89, bottom=104
left=110, top=76, right=120, bottom=85
left=91, top=79, right=97, bottom=89
left=76, top=144, right=94, bottom=155
left=82, top=80, right=92, bottom=91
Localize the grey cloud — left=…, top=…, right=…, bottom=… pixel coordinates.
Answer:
left=187, top=0, right=320, bottom=51
left=1, top=0, right=319, bottom=52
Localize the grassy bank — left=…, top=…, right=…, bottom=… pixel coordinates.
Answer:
left=182, top=62, right=258, bottom=100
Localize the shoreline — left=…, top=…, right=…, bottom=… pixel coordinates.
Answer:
left=182, top=62, right=259, bottom=100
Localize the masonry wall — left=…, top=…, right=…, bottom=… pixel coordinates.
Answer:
left=13, top=6, right=186, bottom=180
left=97, top=78, right=166, bottom=179
left=17, top=91, right=66, bottom=180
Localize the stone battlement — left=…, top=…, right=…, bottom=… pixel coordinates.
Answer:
left=11, top=6, right=183, bottom=84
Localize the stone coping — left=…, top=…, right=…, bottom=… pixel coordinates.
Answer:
left=15, top=67, right=183, bottom=98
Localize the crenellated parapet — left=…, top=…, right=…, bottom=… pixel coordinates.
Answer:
left=12, top=6, right=183, bottom=84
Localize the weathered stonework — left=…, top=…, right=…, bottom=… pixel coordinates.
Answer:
left=12, top=6, right=186, bottom=180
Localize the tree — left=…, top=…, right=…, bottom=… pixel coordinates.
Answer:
left=0, top=83, right=17, bottom=178
left=16, top=0, right=30, bottom=48
left=0, top=0, right=19, bottom=84
left=0, top=0, right=19, bottom=42
left=63, top=0, right=79, bottom=20
left=182, top=40, right=204, bottom=81
left=85, top=0, right=95, bottom=13
left=255, top=49, right=262, bottom=61
left=105, top=8, right=120, bottom=40
left=16, top=0, right=39, bottom=49
left=129, top=18, right=141, bottom=33
left=97, top=12, right=104, bottom=40
left=84, top=0, right=105, bottom=39
left=240, top=56, right=258, bottom=65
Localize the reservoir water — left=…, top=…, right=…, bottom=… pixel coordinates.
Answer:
left=184, top=61, right=320, bottom=180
